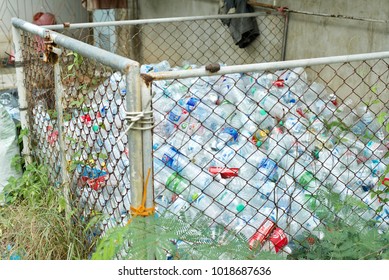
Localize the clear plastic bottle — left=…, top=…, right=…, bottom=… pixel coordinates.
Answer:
left=154, top=144, right=190, bottom=173
left=258, top=94, right=287, bottom=119
left=352, top=106, right=385, bottom=142
left=154, top=163, right=202, bottom=203
left=364, top=140, right=388, bottom=160
left=153, top=60, right=171, bottom=72
left=257, top=157, right=279, bottom=183
left=210, top=126, right=239, bottom=151
left=251, top=108, right=276, bottom=131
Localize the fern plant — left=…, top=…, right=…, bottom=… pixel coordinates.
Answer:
left=92, top=213, right=285, bottom=260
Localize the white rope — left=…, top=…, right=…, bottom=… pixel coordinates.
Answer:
left=116, top=111, right=155, bottom=143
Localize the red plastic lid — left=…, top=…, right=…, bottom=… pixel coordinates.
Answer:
left=273, top=79, right=285, bottom=88
left=208, top=167, right=239, bottom=178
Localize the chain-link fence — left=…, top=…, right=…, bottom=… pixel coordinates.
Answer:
left=11, top=13, right=389, bottom=258
left=12, top=18, right=149, bottom=237
left=51, top=12, right=287, bottom=66
left=147, top=55, right=389, bottom=255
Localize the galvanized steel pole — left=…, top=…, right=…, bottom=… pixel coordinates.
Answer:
left=11, top=25, right=32, bottom=164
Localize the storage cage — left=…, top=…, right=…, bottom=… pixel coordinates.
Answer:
left=10, top=9, right=389, bottom=259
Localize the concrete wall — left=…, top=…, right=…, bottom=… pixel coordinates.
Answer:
left=138, top=0, right=220, bottom=18
left=265, top=0, right=389, bottom=105
left=136, top=0, right=285, bottom=66
left=137, top=0, right=388, bottom=106
left=266, top=0, right=389, bottom=60
left=139, top=0, right=389, bottom=59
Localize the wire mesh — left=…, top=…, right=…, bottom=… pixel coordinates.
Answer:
left=58, top=13, right=286, bottom=66
left=151, top=58, right=389, bottom=255
left=19, top=29, right=132, bottom=236
left=19, top=30, right=60, bottom=183
left=14, top=14, right=389, bottom=259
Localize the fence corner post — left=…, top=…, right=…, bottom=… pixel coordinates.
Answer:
left=141, top=75, right=155, bottom=260
left=53, top=59, right=72, bottom=219
left=11, top=25, right=32, bottom=165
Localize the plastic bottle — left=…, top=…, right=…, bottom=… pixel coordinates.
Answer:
left=332, top=97, right=358, bottom=128
left=157, top=106, right=190, bottom=139
left=154, top=164, right=202, bottom=203
left=289, top=161, right=320, bottom=191
left=257, top=157, right=279, bottom=183
left=154, top=144, right=190, bottom=173
left=284, top=115, right=308, bottom=137
left=251, top=108, right=276, bottom=131
left=218, top=74, right=247, bottom=106
left=354, top=106, right=386, bottom=142
left=258, top=94, right=287, bottom=119
left=210, top=126, right=239, bottom=151
left=364, top=140, right=388, bottom=160
left=213, top=100, right=236, bottom=119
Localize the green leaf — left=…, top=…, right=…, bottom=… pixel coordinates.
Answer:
left=97, top=153, right=108, bottom=160
left=377, top=112, right=387, bottom=125
left=375, top=205, right=384, bottom=214
left=371, top=100, right=381, bottom=105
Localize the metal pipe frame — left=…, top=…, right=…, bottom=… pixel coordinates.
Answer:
left=11, top=17, right=138, bottom=72
left=145, top=50, right=389, bottom=81
left=41, top=12, right=271, bottom=30
left=12, top=17, right=147, bottom=228
left=53, top=62, right=72, bottom=218
left=11, top=25, right=32, bottom=164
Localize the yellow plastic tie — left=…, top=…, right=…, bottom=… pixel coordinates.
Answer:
left=127, top=168, right=155, bottom=225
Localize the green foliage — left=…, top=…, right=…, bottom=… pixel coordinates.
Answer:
left=17, top=127, right=28, bottom=145
left=288, top=188, right=389, bottom=260
left=92, top=213, right=285, bottom=260
left=0, top=160, right=99, bottom=260
left=1, top=161, right=50, bottom=205
left=66, top=51, right=84, bottom=73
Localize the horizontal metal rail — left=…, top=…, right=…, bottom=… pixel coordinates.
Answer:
left=11, top=17, right=139, bottom=71
left=145, top=50, right=389, bottom=81
left=248, top=1, right=389, bottom=24
left=41, top=12, right=273, bottom=30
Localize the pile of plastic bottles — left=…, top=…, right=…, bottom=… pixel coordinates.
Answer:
left=147, top=61, right=389, bottom=253
left=27, top=60, right=388, bottom=253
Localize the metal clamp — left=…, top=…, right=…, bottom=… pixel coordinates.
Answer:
left=42, top=30, right=61, bottom=63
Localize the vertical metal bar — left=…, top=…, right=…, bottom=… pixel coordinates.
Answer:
left=126, top=63, right=149, bottom=259
left=11, top=25, right=32, bottom=164
left=126, top=64, right=143, bottom=208
left=141, top=77, right=155, bottom=260
left=128, top=0, right=142, bottom=63
left=281, top=11, right=290, bottom=61
left=53, top=62, right=71, bottom=218
left=125, top=67, right=144, bottom=195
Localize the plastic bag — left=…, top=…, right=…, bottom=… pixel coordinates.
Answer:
left=0, top=104, right=21, bottom=197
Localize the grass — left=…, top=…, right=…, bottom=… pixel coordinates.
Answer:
left=0, top=160, right=99, bottom=260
